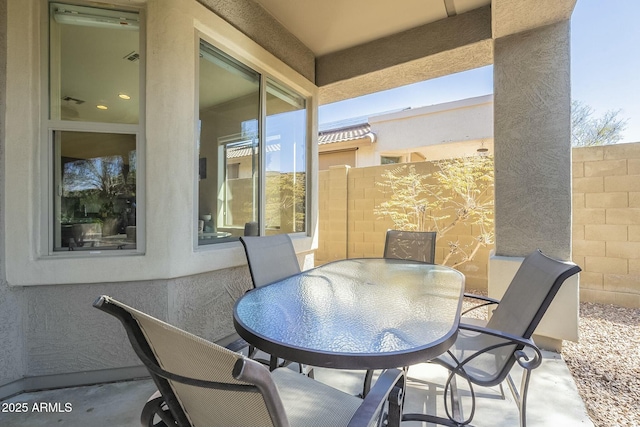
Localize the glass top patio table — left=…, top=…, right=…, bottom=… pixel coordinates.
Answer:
left=233, top=258, right=465, bottom=369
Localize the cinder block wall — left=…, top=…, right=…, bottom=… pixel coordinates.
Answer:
left=317, top=163, right=494, bottom=290
left=317, top=167, right=349, bottom=262
left=572, top=143, right=640, bottom=308
left=318, top=142, right=640, bottom=306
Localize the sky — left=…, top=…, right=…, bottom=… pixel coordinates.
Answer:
left=319, top=0, right=640, bottom=144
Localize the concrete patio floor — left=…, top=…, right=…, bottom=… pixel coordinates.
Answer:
left=0, top=350, right=593, bottom=427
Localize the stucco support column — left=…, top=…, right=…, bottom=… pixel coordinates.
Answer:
left=490, top=21, right=578, bottom=349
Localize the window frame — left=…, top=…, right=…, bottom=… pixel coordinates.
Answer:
left=41, top=1, right=147, bottom=257
left=194, top=34, right=311, bottom=248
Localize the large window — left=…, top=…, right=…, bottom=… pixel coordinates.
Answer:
left=197, top=40, right=307, bottom=245
left=265, top=78, right=306, bottom=234
left=48, top=2, right=142, bottom=252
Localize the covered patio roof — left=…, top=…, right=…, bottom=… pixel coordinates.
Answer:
left=198, top=0, right=576, bottom=104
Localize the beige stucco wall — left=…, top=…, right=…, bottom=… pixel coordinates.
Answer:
left=370, top=95, right=494, bottom=155
left=317, top=162, right=494, bottom=290
left=0, top=0, right=318, bottom=398
left=318, top=142, right=640, bottom=308
left=3, top=0, right=317, bottom=286
left=572, top=143, right=640, bottom=308
left=319, top=95, right=493, bottom=169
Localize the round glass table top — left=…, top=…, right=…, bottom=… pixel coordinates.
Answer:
left=234, top=258, right=465, bottom=369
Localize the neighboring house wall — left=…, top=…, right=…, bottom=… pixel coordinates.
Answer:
left=572, top=143, right=640, bottom=308
left=371, top=95, right=493, bottom=159
left=319, top=95, right=494, bottom=169
left=318, top=142, right=640, bottom=308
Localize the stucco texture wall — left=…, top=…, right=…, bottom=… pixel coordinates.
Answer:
left=572, top=143, right=640, bottom=308
left=196, top=0, right=315, bottom=82
left=493, top=21, right=572, bottom=260
left=0, top=0, right=26, bottom=390
left=317, top=162, right=494, bottom=290
left=22, top=267, right=251, bottom=378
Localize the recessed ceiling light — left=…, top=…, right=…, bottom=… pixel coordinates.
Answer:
left=118, top=93, right=131, bottom=100
left=96, top=105, right=108, bottom=110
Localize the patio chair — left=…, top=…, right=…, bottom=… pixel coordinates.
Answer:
left=361, top=230, right=438, bottom=396
left=93, top=295, right=406, bottom=427
left=403, top=249, right=581, bottom=427
left=383, top=230, right=437, bottom=264
left=236, top=235, right=302, bottom=369
left=239, top=234, right=301, bottom=288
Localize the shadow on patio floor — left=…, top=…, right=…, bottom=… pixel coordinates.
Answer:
left=0, top=350, right=592, bottom=427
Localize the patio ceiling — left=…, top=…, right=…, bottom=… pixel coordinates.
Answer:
left=247, top=0, right=577, bottom=104
left=253, top=0, right=491, bottom=56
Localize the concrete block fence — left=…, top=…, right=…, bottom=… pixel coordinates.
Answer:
left=572, top=142, right=640, bottom=308
left=317, top=142, right=640, bottom=307
left=317, top=163, right=494, bottom=290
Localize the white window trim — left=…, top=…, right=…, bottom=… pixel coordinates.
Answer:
left=40, top=1, right=147, bottom=257
left=194, top=33, right=313, bottom=250
left=44, top=123, right=145, bottom=257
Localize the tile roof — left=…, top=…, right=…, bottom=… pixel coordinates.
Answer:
left=318, top=123, right=376, bottom=145
left=227, top=143, right=280, bottom=158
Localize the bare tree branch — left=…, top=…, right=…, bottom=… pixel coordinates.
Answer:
left=572, top=100, right=628, bottom=146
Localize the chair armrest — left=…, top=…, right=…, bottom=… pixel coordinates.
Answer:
left=461, top=293, right=500, bottom=316
left=463, top=293, right=500, bottom=304
left=348, top=368, right=405, bottom=427
left=233, top=358, right=290, bottom=427
left=458, top=322, right=543, bottom=370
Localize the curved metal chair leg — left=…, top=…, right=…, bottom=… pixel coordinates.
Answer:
left=443, top=369, right=475, bottom=426
left=499, top=382, right=506, bottom=399
left=141, top=393, right=176, bottom=427
left=362, top=369, right=374, bottom=397
left=504, top=367, right=533, bottom=427
left=387, top=385, right=404, bottom=427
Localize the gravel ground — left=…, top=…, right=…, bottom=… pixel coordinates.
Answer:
left=562, top=302, right=640, bottom=427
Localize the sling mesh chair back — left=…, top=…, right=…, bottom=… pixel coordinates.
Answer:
left=405, top=250, right=581, bottom=427
left=240, top=234, right=301, bottom=288
left=362, top=230, right=437, bottom=396
left=94, top=295, right=406, bottom=427
left=383, top=230, right=437, bottom=264
left=237, top=234, right=302, bottom=367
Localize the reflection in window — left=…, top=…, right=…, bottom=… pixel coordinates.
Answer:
left=54, top=131, right=137, bottom=251
left=197, top=41, right=308, bottom=244
left=198, top=41, right=259, bottom=244
left=48, top=3, right=141, bottom=252
left=265, top=78, right=306, bottom=234
left=49, top=2, right=140, bottom=124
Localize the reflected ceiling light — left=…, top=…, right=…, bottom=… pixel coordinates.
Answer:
left=96, top=104, right=108, bottom=110
left=118, top=93, right=131, bottom=100
left=52, top=4, right=140, bottom=30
